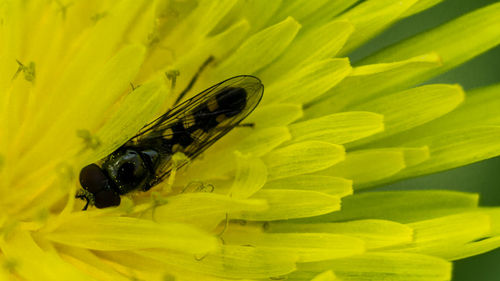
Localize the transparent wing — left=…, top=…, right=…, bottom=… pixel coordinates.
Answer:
left=124, top=75, right=264, bottom=187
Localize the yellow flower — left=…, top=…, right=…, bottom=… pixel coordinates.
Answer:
left=1, top=0, right=500, bottom=280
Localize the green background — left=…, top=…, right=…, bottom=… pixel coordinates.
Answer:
left=350, top=0, right=500, bottom=280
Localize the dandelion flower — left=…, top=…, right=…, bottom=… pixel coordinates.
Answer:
left=1, top=1, right=500, bottom=280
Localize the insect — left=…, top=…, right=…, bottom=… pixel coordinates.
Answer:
left=77, top=75, right=264, bottom=209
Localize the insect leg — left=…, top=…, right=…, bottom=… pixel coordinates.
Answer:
left=217, top=213, right=230, bottom=237
left=213, top=123, right=255, bottom=131
left=173, top=56, right=215, bottom=106
left=165, top=70, right=180, bottom=90
left=75, top=194, right=90, bottom=211
left=82, top=199, right=90, bottom=211
left=236, top=123, right=255, bottom=128
left=130, top=82, right=141, bottom=91
left=194, top=253, right=208, bottom=261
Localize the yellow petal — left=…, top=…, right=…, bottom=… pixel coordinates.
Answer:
left=264, top=141, right=345, bottom=180
left=261, top=20, right=354, bottom=82
left=136, top=245, right=297, bottom=279
left=394, top=212, right=491, bottom=258
left=305, top=53, right=442, bottom=117
left=318, top=149, right=405, bottom=187
left=392, top=126, right=500, bottom=180
left=215, top=17, right=301, bottom=78
left=249, top=104, right=303, bottom=127
left=237, top=127, right=291, bottom=156
left=237, top=189, right=340, bottom=220
left=223, top=232, right=365, bottom=262
left=268, top=219, right=413, bottom=249
left=151, top=193, right=267, bottom=230
left=263, top=58, right=352, bottom=105
left=303, top=190, right=479, bottom=224
left=338, top=0, right=419, bottom=54
left=263, top=175, right=353, bottom=197
left=296, top=252, right=451, bottom=281
left=361, top=2, right=500, bottom=86
left=289, top=112, right=384, bottom=145
left=350, top=84, right=464, bottom=146
left=44, top=216, right=218, bottom=254
left=1, top=229, right=93, bottom=281
left=309, top=270, right=337, bottom=281
left=230, top=154, right=268, bottom=198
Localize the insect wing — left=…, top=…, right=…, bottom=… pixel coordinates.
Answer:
left=127, top=75, right=264, bottom=185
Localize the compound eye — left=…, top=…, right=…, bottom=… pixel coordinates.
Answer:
left=79, top=164, right=109, bottom=194
left=94, top=189, right=121, bottom=209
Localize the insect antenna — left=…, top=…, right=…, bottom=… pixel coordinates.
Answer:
left=173, top=56, right=214, bottom=106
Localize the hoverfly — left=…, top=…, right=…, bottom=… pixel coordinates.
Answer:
left=77, top=75, right=264, bottom=209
